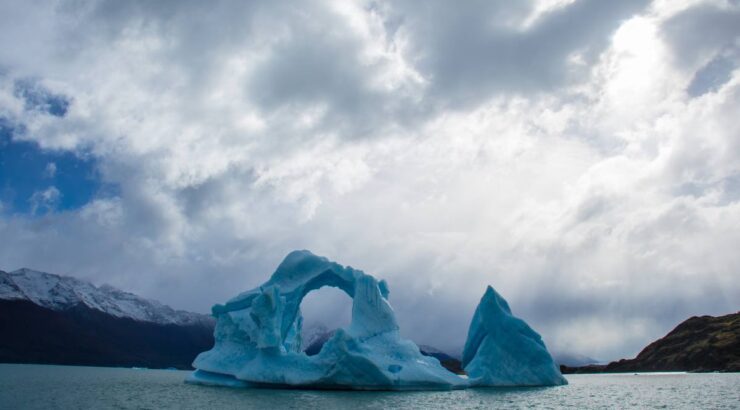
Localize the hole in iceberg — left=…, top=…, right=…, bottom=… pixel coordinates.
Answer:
left=299, top=286, right=352, bottom=356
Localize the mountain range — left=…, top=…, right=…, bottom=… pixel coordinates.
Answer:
left=0, top=268, right=214, bottom=369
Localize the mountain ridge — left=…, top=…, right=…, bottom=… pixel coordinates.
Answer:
left=0, top=268, right=214, bottom=370
left=561, top=311, right=740, bottom=374
left=0, top=268, right=212, bottom=327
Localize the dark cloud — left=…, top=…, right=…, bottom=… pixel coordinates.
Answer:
left=245, top=16, right=404, bottom=139
left=687, top=53, right=736, bottom=97
left=661, top=3, right=740, bottom=100
left=661, top=3, right=740, bottom=68
left=390, top=0, right=651, bottom=106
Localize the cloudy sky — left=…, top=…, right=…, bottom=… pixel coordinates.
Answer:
left=1, top=0, right=739, bottom=361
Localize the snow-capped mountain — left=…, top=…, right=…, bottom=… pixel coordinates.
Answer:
left=0, top=268, right=211, bottom=327
left=301, top=323, right=331, bottom=348
left=551, top=351, right=600, bottom=367
left=300, top=322, right=336, bottom=355
left=419, top=345, right=459, bottom=360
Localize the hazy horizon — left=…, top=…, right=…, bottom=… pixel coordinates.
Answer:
left=1, top=0, right=739, bottom=363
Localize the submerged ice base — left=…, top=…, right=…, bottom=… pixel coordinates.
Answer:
left=188, top=250, right=566, bottom=390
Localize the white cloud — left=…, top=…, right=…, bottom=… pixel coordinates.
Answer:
left=0, top=0, right=738, bottom=360
left=44, top=162, right=57, bottom=178
left=29, top=186, right=61, bottom=215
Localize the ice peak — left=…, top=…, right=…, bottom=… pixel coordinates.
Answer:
left=481, top=285, right=512, bottom=314
left=462, top=285, right=567, bottom=386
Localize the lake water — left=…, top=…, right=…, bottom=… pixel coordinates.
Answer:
left=0, top=364, right=738, bottom=409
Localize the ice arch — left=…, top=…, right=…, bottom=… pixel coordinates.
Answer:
left=189, top=250, right=465, bottom=390
left=299, top=287, right=352, bottom=354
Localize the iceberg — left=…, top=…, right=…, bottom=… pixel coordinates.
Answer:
left=187, top=250, right=566, bottom=390
left=189, top=250, right=466, bottom=390
left=462, top=286, right=568, bottom=386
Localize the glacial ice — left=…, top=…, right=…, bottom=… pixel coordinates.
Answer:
left=189, top=250, right=466, bottom=390
left=187, top=250, right=566, bottom=390
left=462, top=286, right=568, bottom=386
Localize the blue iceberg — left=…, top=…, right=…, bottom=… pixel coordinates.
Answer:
left=462, top=286, right=568, bottom=386
left=187, top=250, right=566, bottom=390
left=188, top=250, right=465, bottom=390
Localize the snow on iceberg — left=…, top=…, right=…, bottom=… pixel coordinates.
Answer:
left=462, top=286, right=568, bottom=386
left=187, top=250, right=566, bottom=390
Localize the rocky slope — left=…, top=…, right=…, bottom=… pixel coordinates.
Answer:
left=561, top=312, right=740, bottom=373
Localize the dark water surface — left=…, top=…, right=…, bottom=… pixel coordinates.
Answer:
left=0, top=364, right=738, bottom=409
